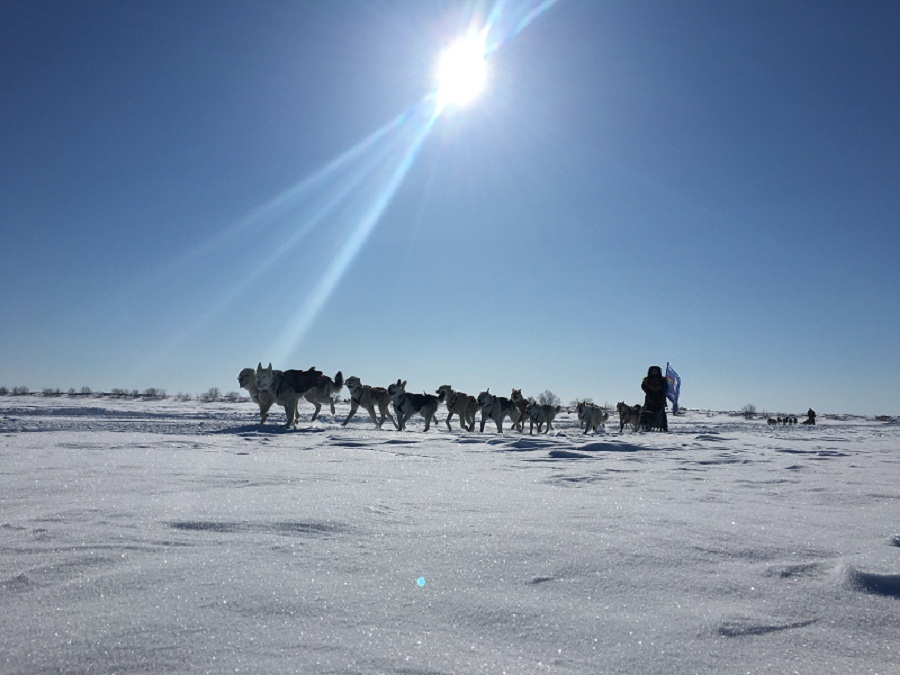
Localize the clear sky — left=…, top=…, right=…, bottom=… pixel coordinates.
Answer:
left=2, top=0, right=898, bottom=415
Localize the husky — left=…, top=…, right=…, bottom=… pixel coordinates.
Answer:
left=510, top=389, right=530, bottom=432
left=578, top=401, right=608, bottom=434
left=238, top=367, right=279, bottom=424
left=525, top=401, right=559, bottom=434
left=342, top=376, right=398, bottom=430
left=476, top=389, right=520, bottom=433
left=387, top=379, right=440, bottom=431
left=436, top=385, right=477, bottom=432
left=616, top=401, right=641, bottom=433
left=304, top=371, right=344, bottom=421
left=255, top=363, right=323, bottom=427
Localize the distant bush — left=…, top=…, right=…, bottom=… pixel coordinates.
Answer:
left=111, top=388, right=130, bottom=398
left=174, top=393, right=193, bottom=402
left=142, top=388, right=166, bottom=399
left=0, top=387, right=8, bottom=396
left=223, top=391, right=244, bottom=402
left=199, top=387, right=220, bottom=403
left=12, top=386, right=29, bottom=396
left=80, top=386, right=92, bottom=396
left=741, top=404, right=757, bottom=420
left=42, top=388, right=62, bottom=397
left=538, top=390, right=560, bottom=407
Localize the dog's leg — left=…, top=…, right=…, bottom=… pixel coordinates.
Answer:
left=382, top=404, right=399, bottom=430
left=259, top=401, right=272, bottom=424
left=310, top=401, right=321, bottom=422
left=329, top=398, right=336, bottom=416
left=342, top=400, right=358, bottom=427
left=445, top=412, right=454, bottom=432
left=365, top=405, right=382, bottom=428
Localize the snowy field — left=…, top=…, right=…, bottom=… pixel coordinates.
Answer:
left=1, top=395, right=898, bottom=674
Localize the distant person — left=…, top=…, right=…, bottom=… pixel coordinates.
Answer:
left=640, top=365, right=668, bottom=431
left=802, top=408, right=817, bottom=425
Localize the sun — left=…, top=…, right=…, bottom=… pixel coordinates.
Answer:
left=434, top=33, right=490, bottom=110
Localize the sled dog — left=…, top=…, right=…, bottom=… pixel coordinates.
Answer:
left=238, top=367, right=279, bottom=424
left=510, top=389, right=530, bottom=432
left=436, top=385, right=477, bottom=432
left=525, top=401, right=559, bottom=434
left=304, top=371, right=344, bottom=421
left=476, top=389, right=520, bottom=433
left=578, top=401, right=608, bottom=434
left=342, top=376, right=398, bottom=430
left=255, top=363, right=323, bottom=427
left=617, top=401, right=641, bottom=433
left=388, top=379, right=440, bottom=431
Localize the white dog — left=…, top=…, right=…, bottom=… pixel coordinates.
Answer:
left=304, top=371, right=344, bottom=421
left=238, top=367, right=279, bottom=424
left=388, top=379, right=440, bottom=431
left=577, top=401, right=609, bottom=435
left=342, top=376, right=398, bottom=430
left=255, top=363, right=322, bottom=427
left=436, top=385, right=477, bottom=432
left=476, top=389, right=520, bottom=433
left=525, top=401, right=559, bottom=434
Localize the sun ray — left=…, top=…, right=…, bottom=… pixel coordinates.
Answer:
left=136, top=1, right=562, bottom=374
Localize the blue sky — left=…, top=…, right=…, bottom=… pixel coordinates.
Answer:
left=2, top=0, right=898, bottom=415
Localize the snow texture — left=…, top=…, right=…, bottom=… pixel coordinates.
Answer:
left=1, top=396, right=898, bottom=673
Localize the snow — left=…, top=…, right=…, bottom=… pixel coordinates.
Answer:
left=1, top=395, right=898, bottom=673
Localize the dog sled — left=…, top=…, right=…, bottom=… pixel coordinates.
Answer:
left=640, top=405, right=668, bottom=432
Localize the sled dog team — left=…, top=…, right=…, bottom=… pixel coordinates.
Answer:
left=238, top=363, right=617, bottom=435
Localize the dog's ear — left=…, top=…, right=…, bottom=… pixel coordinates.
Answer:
left=267, top=363, right=272, bottom=370
left=257, top=362, right=262, bottom=370
left=401, top=380, right=407, bottom=388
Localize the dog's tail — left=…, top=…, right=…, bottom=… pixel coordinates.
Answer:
left=333, top=371, right=344, bottom=392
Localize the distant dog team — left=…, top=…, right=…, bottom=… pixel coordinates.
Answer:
left=239, top=364, right=621, bottom=434
left=238, top=363, right=809, bottom=435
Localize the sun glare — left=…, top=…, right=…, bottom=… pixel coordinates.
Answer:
left=434, top=34, right=490, bottom=110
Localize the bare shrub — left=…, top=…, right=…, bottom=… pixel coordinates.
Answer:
left=538, top=390, right=560, bottom=407
left=200, top=387, right=220, bottom=403
left=12, top=386, right=30, bottom=396
left=741, top=404, right=757, bottom=420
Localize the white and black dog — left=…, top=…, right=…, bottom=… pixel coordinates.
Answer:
left=343, top=376, right=398, bottom=430
left=255, top=363, right=323, bottom=427
left=616, top=401, right=641, bottom=433
left=304, top=371, right=344, bottom=421
left=476, top=389, right=520, bottom=433
left=388, top=379, right=440, bottom=431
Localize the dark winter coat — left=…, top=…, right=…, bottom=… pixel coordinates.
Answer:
left=641, top=366, right=667, bottom=412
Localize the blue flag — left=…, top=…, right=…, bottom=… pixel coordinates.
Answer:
left=665, top=363, right=681, bottom=414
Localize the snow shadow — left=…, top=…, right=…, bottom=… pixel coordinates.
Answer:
left=166, top=520, right=349, bottom=537
left=845, top=568, right=900, bottom=599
